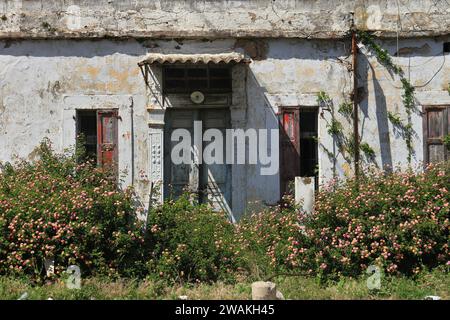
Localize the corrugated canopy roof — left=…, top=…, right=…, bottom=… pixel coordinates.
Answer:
left=138, top=52, right=251, bottom=66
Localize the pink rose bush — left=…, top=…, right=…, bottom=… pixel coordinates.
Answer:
left=0, top=140, right=146, bottom=281
left=0, top=139, right=448, bottom=283
left=239, top=162, right=449, bottom=278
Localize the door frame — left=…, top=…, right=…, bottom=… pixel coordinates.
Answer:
left=278, top=106, right=301, bottom=196
left=163, top=107, right=232, bottom=209
left=96, top=109, right=119, bottom=170
left=422, top=105, right=449, bottom=166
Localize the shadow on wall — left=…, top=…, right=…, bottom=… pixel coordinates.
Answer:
left=0, top=39, right=147, bottom=58
left=358, top=53, right=393, bottom=171
left=357, top=37, right=440, bottom=170
left=144, top=60, right=282, bottom=217
left=246, top=68, right=281, bottom=209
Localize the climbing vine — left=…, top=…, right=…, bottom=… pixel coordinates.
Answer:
left=387, top=112, right=402, bottom=127
left=317, top=31, right=421, bottom=172
left=359, top=142, right=376, bottom=159
left=317, top=91, right=375, bottom=166
left=357, top=31, right=416, bottom=163
left=338, top=102, right=353, bottom=118
left=327, top=118, right=343, bottom=136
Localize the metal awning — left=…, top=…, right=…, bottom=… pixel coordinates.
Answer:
left=138, top=52, right=251, bottom=66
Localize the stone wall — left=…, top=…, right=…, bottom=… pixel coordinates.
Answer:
left=1, top=36, right=448, bottom=217
left=0, top=0, right=448, bottom=40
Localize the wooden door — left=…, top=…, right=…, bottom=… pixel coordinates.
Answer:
left=164, top=108, right=232, bottom=213
left=279, top=108, right=301, bottom=195
left=164, top=109, right=198, bottom=199
left=97, top=110, right=118, bottom=173
left=200, top=109, right=232, bottom=213
left=423, top=106, right=449, bottom=164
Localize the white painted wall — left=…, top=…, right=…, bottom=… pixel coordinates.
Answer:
left=1, top=37, right=449, bottom=218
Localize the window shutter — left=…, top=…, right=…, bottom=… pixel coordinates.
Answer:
left=279, top=108, right=300, bottom=195
left=423, top=106, right=449, bottom=164
left=97, top=110, right=119, bottom=172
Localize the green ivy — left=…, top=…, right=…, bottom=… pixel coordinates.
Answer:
left=344, top=135, right=356, bottom=158
left=401, top=78, right=415, bottom=112
left=357, top=31, right=403, bottom=75
left=317, top=91, right=331, bottom=105
left=357, top=31, right=416, bottom=164
left=338, top=102, right=353, bottom=117
left=404, top=123, right=414, bottom=163
left=360, top=142, right=376, bottom=158
left=327, top=118, right=343, bottom=136
left=443, top=134, right=450, bottom=150
left=318, top=32, right=419, bottom=168
left=387, top=112, right=402, bottom=127
left=317, top=91, right=375, bottom=165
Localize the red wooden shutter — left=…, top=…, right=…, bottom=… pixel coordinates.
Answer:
left=279, top=107, right=300, bottom=195
left=97, top=110, right=119, bottom=172
left=423, top=106, right=449, bottom=164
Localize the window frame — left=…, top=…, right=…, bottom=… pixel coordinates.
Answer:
left=75, top=109, right=119, bottom=177
left=162, top=64, right=232, bottom=94
left=278, top=106, right=319, bottom=195
left=75, top=110, right=98, bottom=162
left=422, top=105, right=449, bottom=165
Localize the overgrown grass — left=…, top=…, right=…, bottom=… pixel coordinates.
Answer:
left=1, top=267, right=448, bottom=300
left=274, top=267, right=450, bottom=300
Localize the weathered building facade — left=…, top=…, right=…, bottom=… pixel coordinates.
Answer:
left=0, top=0, right=449, bottom=220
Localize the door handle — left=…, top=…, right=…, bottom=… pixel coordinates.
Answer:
left=101, top=144, right=115, bottom=151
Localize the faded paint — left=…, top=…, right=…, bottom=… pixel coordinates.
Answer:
left=0, top=1, right=449, bottom=218
left=1, top=36, right=450, bottom=217
left=0, top=1, right=448, bottom=39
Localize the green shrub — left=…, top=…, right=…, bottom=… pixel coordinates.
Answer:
left=2, top=140, right=448, bottom=284
left=443, top=134, right=450, bottom=150
left=239, top=162, right=450, bottom=279
left=145, top=194, right=244, bottom=283
left=307, top=162, right=449, bottom=277
left=237, top=195, right=305, bottom=278
left=0, top=140, right=146, bottom=281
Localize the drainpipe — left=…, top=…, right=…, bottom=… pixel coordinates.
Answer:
left=129, top=96, right=135, bottom=186
left=351, top=28, right=360, bottom=180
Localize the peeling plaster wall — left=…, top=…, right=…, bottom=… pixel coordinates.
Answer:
left=247, top=39, right=355, bottom=185
left=0, top=0, right=449, bottom=40
left=0, top=39, right=150, bottom=203
left=359, top=37, right=450, bottom=171
left=1, top=36, right=450, bottom=216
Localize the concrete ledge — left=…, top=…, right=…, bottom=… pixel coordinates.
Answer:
left=0, top=0, right=448, bottom=40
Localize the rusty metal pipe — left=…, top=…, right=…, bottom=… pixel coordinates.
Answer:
left=352, top=29, right=360, bottom=180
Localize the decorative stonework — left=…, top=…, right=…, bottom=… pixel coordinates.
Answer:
left=229, top=63, right=248, bottom=217
left=146, top=66, right=165, bottom=204
left=148, top=127, right=164, bottom=203
left=144, top=62, right=249, bottom=217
